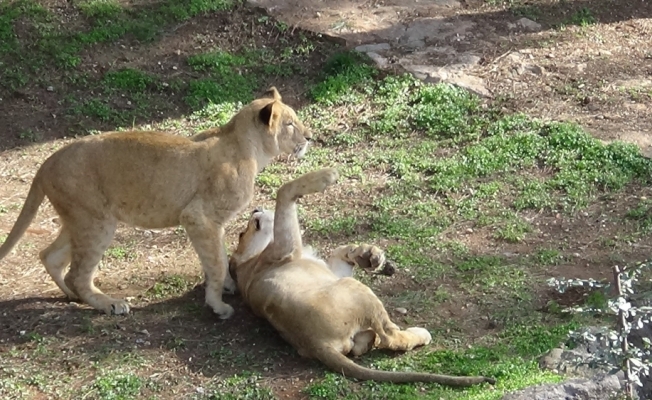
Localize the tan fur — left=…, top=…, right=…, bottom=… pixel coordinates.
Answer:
left=228, top=169, right=496, bottom=386
left=0, top=87, right=312, bottom=318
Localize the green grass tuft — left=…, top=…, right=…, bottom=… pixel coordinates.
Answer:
left=310, top=51, right=377, bottom=106
left=102, top=68, right=155, bottom=92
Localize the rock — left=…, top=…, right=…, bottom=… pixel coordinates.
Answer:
left=401, top=62, right=492, bottom=98
left=406, top=38, right=426, bottom=48
left=516, top=17, right=542, bottom=32
left=395, top=307, right=408, bottom=315
left=433, top=71, right=492, bottom=98
left=538, top=324, right=652, bottom=399
left=525, top=64, right=545, bottom=75
left=455, top=53, right=481, bottom=68
left=431, top=0, right=461, bottom=7
left=501, top=374, right=621, bottom=400
left=366, top=52, right=389, bottom=68
left=629, top=322, right=652, bottom=399
left=355, top=43, right=391, bottom=53
left=46, top=86, right=54, bottom=92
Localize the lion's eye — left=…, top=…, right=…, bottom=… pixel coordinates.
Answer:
left=255, top=219, right=261, bottom=231
left=285, top=121, right=294, bottom=127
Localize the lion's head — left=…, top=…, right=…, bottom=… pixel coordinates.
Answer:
left=228, top=207, right=274, bottom=282
left=248, top=87, right=312, bottom=159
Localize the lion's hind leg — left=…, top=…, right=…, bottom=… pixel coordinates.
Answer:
left=351, top=329, right=377, bottom=357
left=66, top=217, right=131, bottom=315
left=363, top=294, right=431, bottom=352
left=371, top=311, right=432, bottom=352
left=39, top=226, right=77, bottom=300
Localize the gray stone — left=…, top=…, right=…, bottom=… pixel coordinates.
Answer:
left=501, top=373, right=621, bottom=400
left=401, top=62, right=491, bottom=98
left=538, top=324, right=652, bottom=399
left=525, top=64, right=545, bottom=75
left=440, top=73, right=491, bottom=98
left=516, top=17, right=542, bottom=32
left=423, top=46, right=456, bottom=55
left=399, top=19, right=475, bottom=48
left=355, top=43, right=391, bottom=53
left=454, top=53, right=481, bottom=68
left=365, top=52, right=389, bottom=69
left=426, top=0, right=461, bottom=7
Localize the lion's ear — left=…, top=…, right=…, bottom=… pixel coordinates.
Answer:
left=259, top=102, right=281, bottom=128
left=262, top=86, right=282, bottom=101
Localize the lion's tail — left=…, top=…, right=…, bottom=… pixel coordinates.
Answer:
left=313, top=346, right=495, bottom=387
left=0, top=178, right=45, bottom=261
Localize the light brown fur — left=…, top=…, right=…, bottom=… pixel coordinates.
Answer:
left=0, top=87, right=311, bottom=318
left=228, top=168, right=496, bottom=386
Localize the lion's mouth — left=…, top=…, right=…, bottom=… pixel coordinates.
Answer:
left=293, top=142, right=309, bottom=159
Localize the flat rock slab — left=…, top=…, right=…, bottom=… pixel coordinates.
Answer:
left=501, top=374, right=621, bottom=400
left=246, top=0, right=494, bottom=96
left=245, top=0, right=462, bottom=46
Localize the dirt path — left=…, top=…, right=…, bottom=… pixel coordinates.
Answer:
left=249, top=0, right=652, bottom=155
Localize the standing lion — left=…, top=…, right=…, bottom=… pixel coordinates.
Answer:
left=0, top=87, right=311, bottom=319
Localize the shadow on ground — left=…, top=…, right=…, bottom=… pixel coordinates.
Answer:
left=0, top=1, right=339, bottom=151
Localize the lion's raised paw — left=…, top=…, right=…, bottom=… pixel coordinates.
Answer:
left=285, top=168, right=339, bottom=197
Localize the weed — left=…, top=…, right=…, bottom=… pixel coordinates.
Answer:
left=535, top=249, right=564, bottom=266
left=69, top=98, right=117, bottom=122
left=307, top=216, right=360, bottom=237
left=17, top=130, right=41, bottom=142
left=165, top=336, right=187, bottom=350
left=188, top=101, right=242, bottom=131
left=513, top=178, right=553, bottom=211
left=310, top=51, right=377, bottom=106
left=105, top=245, right=134, bottom=261
left=146, top=274, right=196, bottom=299
left=102, top=68, right=155, bottom=92
left=626, top=199, right=652, bottom=233
left=187, top=50, right=247, bottom=73
left=494, top=215, right=532, bottom=243
left=92, top=372, right=142, bottom=400
left=566, top=7, right=597, bottom=27
left=412, top=82, right=481, bottom=140
left=197, top=373, right=275, bottom=400
left=78, top=0, right=123, bottom=20
left=511, top=5, right=541, bottom=21
left=186, top=77, right=256, bottom=109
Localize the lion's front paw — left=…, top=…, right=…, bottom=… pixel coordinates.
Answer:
left=288, top=168, right=339, bottom=197
left=316, top=168, right=339, bottom=188
left=223, top=271, right=238, bottom=295
left=212, top=302, right=235, bottom=320
left=109, top=300, right=131, bottom=315
left=352, top=245, right=386, bottom=272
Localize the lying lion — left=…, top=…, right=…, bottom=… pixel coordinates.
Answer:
left=0, top=87, right=311, bottom=319
left=228, top=168, right=496, bottom=386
